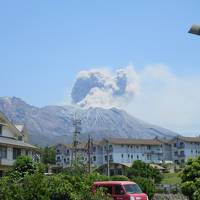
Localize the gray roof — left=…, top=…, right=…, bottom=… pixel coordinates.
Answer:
left=105, top=138, right=162, bottom=145
left=174, top=136, right=200, bottom=143
left=0, top=136, right=37, bottom=149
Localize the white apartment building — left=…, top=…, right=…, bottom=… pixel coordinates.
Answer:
left=56, top=140, right=103, bottom=168
left=55, top=137, right=172, bottom=169
left=172, top=136, right=200, bottom=164
left=0, top=112, right=39, bottom=176
left=101, top=138, right=171, bottom=166
left=56, top=135, right=200, bottom=173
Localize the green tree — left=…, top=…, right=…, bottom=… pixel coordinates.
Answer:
left=40, top=146, right=56, bottom=165
left=127, top=160, right=163, bottom=183
left=127, top=160, right=162, bottom=199
left=180, top=156, right=200, bottom=200
left=8, top=155, right=44, bottom=180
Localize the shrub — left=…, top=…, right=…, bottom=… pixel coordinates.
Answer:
left=110, top=175, right=129, bottom=181
left=127, top=160, right=163, bottom=184
left=180, top=156, right=200, bottom=200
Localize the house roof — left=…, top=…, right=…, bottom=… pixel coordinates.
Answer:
left=0, top=136, right=37, bottom=149
left=56, top=142, right=87, bottom=150
left=0, top=112, right=23, bottom=137
left=150, top=164, right=165, bottom=170
left=104, top=138, right=162, bottom=145
left=173, top=136, right=200, bottom=143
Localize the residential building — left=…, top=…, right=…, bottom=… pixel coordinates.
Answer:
left=0, top=112, right=39, bottom=176
left=56, top=140, right=103, bottom=168
left=55, top=137, right=170, bottom=169
left=172, top=136, right=200, bottom=164
left=102, top=138, right=166, bottom=165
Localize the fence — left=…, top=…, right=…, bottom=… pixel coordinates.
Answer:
left=153, top=194, right=188, bottom=200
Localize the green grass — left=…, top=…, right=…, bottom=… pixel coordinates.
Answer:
left=161, top=173, right=181, bottom=185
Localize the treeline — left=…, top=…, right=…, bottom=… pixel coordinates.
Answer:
left=0, top=155, right=163, bottom=200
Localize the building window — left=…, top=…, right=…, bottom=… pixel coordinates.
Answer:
left=57, top=149, right=60, bottom=154
left=0, top=146, right=7, bottom=159
left=180, top=151, right=185, bottom=156
left=13, top=148, right=21, bottom=160
left=174, top=151, right=178, bottom=156
left=109, top=155, right=113, bottom=161
left=121, top=154, right=123, bottom=158
left=0, top=125, right=2, bottom=136
left=105, top=155, right=108, bottom=161
left=25, top=150, right=29, bottom=156
left=93, top=156, right=96, bottom=161
left=93, top=146, right=96, bottom=152
left=131, top=155, right=133, bottom=159
left=18, top=136, right=23, bottom=141
left=137, top=155, right=139, bottom=159
left=191, top=150, right=193, bottom=154
left=57, top=156, right=61, bottom=162
left=128, top=154, right=130, bottom=158
left=174, top=143, right=177, bottom=147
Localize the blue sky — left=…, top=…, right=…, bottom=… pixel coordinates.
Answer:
left=0, top=1, right=200, bottom=134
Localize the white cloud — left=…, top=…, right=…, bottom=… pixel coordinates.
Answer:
left=127, top=64, right=200, bottom=135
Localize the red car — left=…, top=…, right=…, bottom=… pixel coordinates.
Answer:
left=92, top=181, right=148, bottom=200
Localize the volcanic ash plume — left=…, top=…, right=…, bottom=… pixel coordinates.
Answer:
left=71, top=66, right=139, bottom=108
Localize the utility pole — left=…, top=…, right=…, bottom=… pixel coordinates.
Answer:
left=87, top=134, right=92, bottom=173
left=106, top=140, right=110, bottom=177
left=72, top=115, right=81, bottom=166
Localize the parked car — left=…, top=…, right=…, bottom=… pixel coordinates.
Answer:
left=92, top=181, right=148, bottom=200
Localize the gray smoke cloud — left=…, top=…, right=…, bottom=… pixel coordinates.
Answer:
left=71, top=66, right=139, bottom=108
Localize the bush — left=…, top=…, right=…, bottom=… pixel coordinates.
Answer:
left=127, top=160, right=163, bottom=184
left=180, top=156, right=200, bottom=200
left=110, top=175, right=129, bottom=181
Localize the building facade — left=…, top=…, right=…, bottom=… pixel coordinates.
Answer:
left=55, top=137, right=172, bottom=169
left=172, top=136, right=200, bottom=164
left=0, top=112, right=39, bottom=176
left=56, top=135, right=200, bottom=171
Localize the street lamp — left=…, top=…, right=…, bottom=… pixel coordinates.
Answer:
left=188, top=24, right=200, bottom=36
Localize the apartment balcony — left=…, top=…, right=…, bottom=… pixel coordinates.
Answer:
left=177, top=145, right=185, bottom=149
left=0, top=158, right=14, bottom=166
left=145, top=150, right=163, bottom=154
left=178, top=154, right=185, bottom=158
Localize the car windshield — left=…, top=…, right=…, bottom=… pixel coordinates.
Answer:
left=123, top=184, right=142, bottom=194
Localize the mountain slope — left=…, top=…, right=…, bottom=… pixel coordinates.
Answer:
left=0, top=97, right=177, bottom=146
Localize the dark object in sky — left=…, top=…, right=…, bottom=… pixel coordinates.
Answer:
left=188, top=24, right=200, bottom=35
